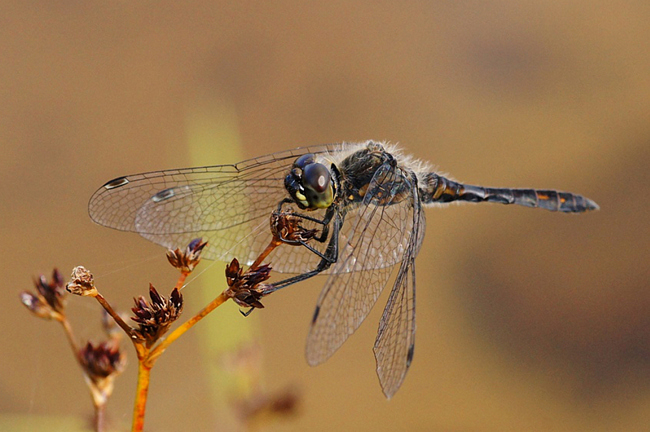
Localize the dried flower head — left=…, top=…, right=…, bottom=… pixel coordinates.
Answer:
left=20, top=292, right=52, bottom=319
left=131, top=285, right=183, bottom=347
left=271, top=211, right=317, bottom=244
left=66, top=266, right=97, bottom=297
left=20, top=268, right=66, bottom=320
left=225, top=258, right=272, bottom=311
left=166, top=238, right=208, bottom=273
left=79, top=340, right=125, bottom=407
left=79, top=340, right=126, bottom=381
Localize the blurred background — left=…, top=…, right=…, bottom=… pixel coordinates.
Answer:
left=2, top=1, right=649, bottom=431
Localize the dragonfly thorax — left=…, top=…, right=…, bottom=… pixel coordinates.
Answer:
left=284, top=153, right=335, bottom=210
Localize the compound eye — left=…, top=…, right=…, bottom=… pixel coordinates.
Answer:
left=294, top=153, right=315, bottom=169
left=303, top=163, right=330, bottom=193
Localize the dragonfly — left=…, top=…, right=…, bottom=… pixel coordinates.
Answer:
left=88, top=140, right=599, bottom=398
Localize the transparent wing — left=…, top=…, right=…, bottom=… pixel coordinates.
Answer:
left=88, top=144, right=338, bottom=272
left=306, top=164, right=424, bottom=367
left=373, top=179, right=424, bottom=399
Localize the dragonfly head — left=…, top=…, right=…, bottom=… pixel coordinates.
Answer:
left=285, top=153, right=334, bottom=210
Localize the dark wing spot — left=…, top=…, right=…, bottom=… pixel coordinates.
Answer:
left=406, top=343, right=415, bottom=368
left=311, top=305, right=321, bottom=324
left=103, top=176, right=129, bottom=190
left=152, top=188, right=175, bottom=203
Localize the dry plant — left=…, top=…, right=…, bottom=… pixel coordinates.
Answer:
left=20, top=210, right=307, bottom=431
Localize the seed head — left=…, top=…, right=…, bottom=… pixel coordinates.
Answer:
left=66, top=266, right=97, bottom=297
left=79, top=340, right=126, bottom=381
left=131, top=285, right=183, bottom=347
left=271, top=211, right=317, bottom=244
left=79, top=340, right=125, bottom=406
left=20, top=268, right=66, bottom=320
left=225, top=258, right=272, bottom=310
left=166, top=238, right=208, bottom=273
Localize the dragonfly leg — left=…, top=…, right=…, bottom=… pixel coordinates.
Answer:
left=272, top=202, right=336, bottom=261
left=276, top=198, right=333, bottom=243
left=292, top=239, right=332, bottom=263
left=240, top=307, right=255, bottom=317
left=262, top=211, right=342, bottom=294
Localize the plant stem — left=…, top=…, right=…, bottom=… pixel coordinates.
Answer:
left=95, top=402, right=106, bottom=432
left=249, top=239, right=281, bottom=270
left=129, top=290, right=231, bottom=430
left=59, top=315, right=111, bottom=432
left=174, top=272, right=188, bottom=291
left=131, top=360, right=151, bottom=432
left=94, top=292, right=135, bottom=337
left=59, top=317, right=80, bottom=356
left=148, top=291, right=230, bottom=363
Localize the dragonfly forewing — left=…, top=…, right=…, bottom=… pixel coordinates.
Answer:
left=88, top=145, right=339, bottom=273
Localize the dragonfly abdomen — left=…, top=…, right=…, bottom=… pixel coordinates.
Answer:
left=418, top=173, right=599, bottom=213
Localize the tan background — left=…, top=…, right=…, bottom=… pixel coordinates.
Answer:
left=2, top=1, right=649, bottom=431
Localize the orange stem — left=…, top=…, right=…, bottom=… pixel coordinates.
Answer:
left=130, top=247, right=261, bottom=429
left=131, top=359, right=151, bottom=432
left=147, top=291, right=230, bottom=363
left=250, top=239, right=281, bottom=270
left=174, top=272, right=188, bottom=291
